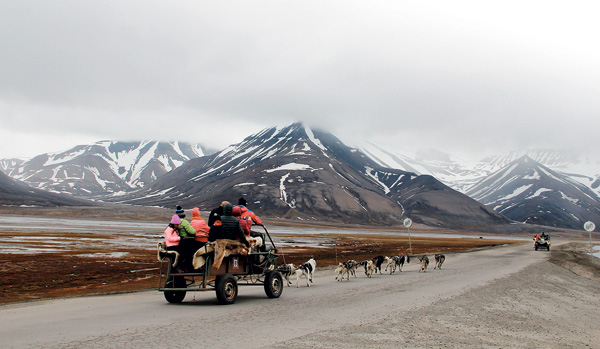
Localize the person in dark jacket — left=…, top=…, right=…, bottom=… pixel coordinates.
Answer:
left=217, top=203, right=250, bottom=247
left=208, top=201, right=229, bottom=227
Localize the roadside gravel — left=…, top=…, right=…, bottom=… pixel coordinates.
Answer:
left=278, top=259, right=600, bottom=348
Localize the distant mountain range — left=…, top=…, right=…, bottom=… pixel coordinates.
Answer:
left=466, top=155, right=600, bottom=230
left=110, top=123, right=509, bottom=228
left=0, top=169, right=91, bottom=207
left=358, top=144, right=600, bottom=230
left=1, top=141, right=211, bottom=196
left=475, top=150, right=600, bottom=199
left=357, top=144, right=600, bottom=197
left=1, top=124, right=598, bottom=231
left=357, top=143, right=482, bottom=193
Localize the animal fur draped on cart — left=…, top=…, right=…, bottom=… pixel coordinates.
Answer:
left=192, top=238, right=262, bottom=270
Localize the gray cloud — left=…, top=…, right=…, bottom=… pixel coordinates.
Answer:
left=1, top=1, right=599, bottom=159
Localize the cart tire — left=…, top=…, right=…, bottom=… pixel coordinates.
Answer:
left=264, top=271, right=283, bottom=298
left=547, top=245, right=550, bottom=251
left=535, top=244, right=538, bottom=251
left=164, top=276, right=186, bottom=303
left=216, top=274, right=237, bottom=305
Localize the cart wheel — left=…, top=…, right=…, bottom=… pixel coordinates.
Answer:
left=164, top=276, right=186, bottom=303
left=547, top=245, right=550, bottom=251
left=264, top=271, right=283, bottom=299
left=535, top=244, right=538, bottom=251
left=216, top=273, right=238, bottom=305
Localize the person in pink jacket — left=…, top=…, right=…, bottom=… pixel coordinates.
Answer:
left=164, top=215, right=181, bottom=248
left=164, top=214, right=204, bottom=271
left=190, top=207, right=210, bottom=243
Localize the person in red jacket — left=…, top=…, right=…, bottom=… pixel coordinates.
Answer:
left=232, top=206, right=251, bottom=237
left=238, top=197, right=262, bottom=226
left=237, top=197, right=268, bottom=252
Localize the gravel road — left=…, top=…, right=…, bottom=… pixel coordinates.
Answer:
left=1, top=242, right=598, bottom=348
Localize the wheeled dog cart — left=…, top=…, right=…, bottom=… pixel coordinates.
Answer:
left=157, top=225, right=283, bottom=304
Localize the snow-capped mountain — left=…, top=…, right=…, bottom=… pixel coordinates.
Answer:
left=357, top=144, right=600, bottom=198
left=476, top=149, right=597, bottom=175
left=2, top=141, right=209, bottom=196
left=114, top=123, right=509, bottom=228
left=357, top=142, right=482, bottom=192
left=475, top=150, right=600, bottom=198
left=0, top=158, right=24, bottom=173
left=466, top=155, right=600, bottom=230
left=0, top=169, right=92, bottom=207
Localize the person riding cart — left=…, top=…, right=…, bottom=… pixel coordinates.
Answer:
left=210, top=203, right=250, bottom=246
left=157, top=204, right=283, bottom=305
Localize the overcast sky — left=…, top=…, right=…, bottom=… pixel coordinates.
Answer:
left=1, top=1, right=599, bottom=160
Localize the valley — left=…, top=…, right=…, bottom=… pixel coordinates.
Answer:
left=0, top=214, right=521, bottom=305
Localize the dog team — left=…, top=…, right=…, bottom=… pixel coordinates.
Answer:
left=274, top=253, right=445, bottom=287
left=336, top=253, right=445, bottom=281
left=277, top=258, right=317, bottom=288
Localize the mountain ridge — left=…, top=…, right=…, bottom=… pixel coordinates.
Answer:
left=356, top=143, right=600, bottom=198
left=1, top=140, right=210, bottom=196
left=0, top=170, right=92, bottom=207
left=111, top=123, right=511, bottom=228
left=466, top=155, right=600, bottom=229
left=2, top=124, right=597, bottom=230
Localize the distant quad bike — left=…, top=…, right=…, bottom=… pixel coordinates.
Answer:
left=534, top=236, right=551, bottom=251
left=157, top=225, right=283, bottom=305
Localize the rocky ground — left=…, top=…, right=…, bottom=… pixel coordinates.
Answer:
left=549, top=242, right=600, bottom=283
left=0, top=205, right=173, bottom=221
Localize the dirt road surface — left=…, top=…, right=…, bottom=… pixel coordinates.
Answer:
left=1, top=242, right=598, bottom=348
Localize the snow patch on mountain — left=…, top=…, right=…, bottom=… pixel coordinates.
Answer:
left=559, top=191, right=579, bottom=204
left=234, top=182, right=255, bottom=187
left=523, top=170, right=541, bottom=180
left=265, top=163, right=314, bottom=173
left=365, top=167, right=391, bottom=194
left=279, top=173, right=296, bottom=208
left=86, top=166, right=109, bottom=189
left=526, top=188, right=552, bottom=199
left=503, top=184, right=533, bottom=201
left=329, top=163, right=352, bottom=184
left=305, top=126, right=330, bottom=158
left=44, top=149, right=86, bottom=166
